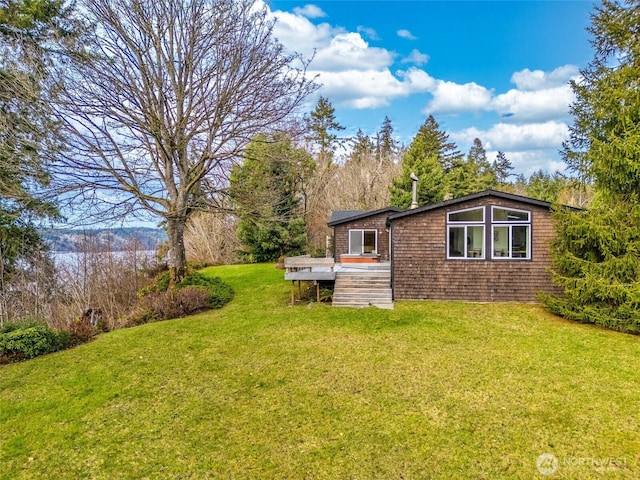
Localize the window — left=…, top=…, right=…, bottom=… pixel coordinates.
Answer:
left=447, top=207, right=485, bottom=259
left=491, top=207, right=531, bottom=259
left=348, top=229, right=377, bottom=254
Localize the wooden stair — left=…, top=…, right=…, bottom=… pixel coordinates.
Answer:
left=332, top=270, right=393, bottom=309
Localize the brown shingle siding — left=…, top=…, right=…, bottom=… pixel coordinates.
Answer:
left=332, top=212, right=393, bottom=261
left=391, top=196, right=562, bottom=302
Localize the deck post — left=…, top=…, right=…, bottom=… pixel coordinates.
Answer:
left=290, top=281, right=295, bottom=305
left=315, top=281, right=320, bottom=303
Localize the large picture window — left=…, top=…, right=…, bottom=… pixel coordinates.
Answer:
left=349, top=229, right=377, bottom=255
left=447, top=207, right=485, bottom=259
left=491, top=207, right=531, bottom=259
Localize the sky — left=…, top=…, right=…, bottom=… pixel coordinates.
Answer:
left=264, top=0, right=597, bottom=176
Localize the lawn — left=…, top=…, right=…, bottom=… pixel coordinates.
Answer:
left=1, top=263, right=639, bottom=479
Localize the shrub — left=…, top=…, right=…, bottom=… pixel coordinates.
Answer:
left=0, top=318, right=44, bottom=334
left=176, top=272, right=234, bottom=308
left=0, top=324, right=71, bottom=364
left=67, top=318, right=99, bottom=346
left=138, top=271, right=171, bottom=297
left=176, top=287, right=212, bottom=314
left=138, top=271, right=234, bottom=309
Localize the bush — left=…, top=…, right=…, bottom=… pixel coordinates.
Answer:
left=67, top=318, right=99, bottom=346
left=177, top=272, right=234, bottom=308
left=129, top=271, right=234, bottom=326
left=138, top=271, right=234, bottom=309
left=0, top=318, right=44, bottom=334
left=0, top=324, right=71, bottom=364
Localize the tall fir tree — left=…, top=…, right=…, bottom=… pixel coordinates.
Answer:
left=375, top=116, right=398, bottom=163
left=304, top=96, right=345, bottom=167
left=350, top=129, right=376, bottom=163
left=492, top=151, right=514, bottom=186
left=526, top=170, right=566, bottom=203
left=447, top=138, right=497, bottom=197
left=1, top=0, right=82, bottom=321
left=389, top=117, right=452, bottom=208
left=229, top=134, right=313, bottom=263
left=302, top=96, right=345, bottom=253
left=542, top=0, right=640, bottom=334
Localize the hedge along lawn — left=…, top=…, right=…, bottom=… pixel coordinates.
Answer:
left=1, top=264, right=639, bottom=479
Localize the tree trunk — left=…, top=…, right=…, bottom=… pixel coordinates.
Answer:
left=166, top=217, right=187, bottom=286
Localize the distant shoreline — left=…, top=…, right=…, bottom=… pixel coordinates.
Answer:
left=41, top=227, right=167, bottom=254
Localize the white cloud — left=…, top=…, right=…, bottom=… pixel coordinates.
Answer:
left=357, top=25, right=379, bottom=40
left=397, top=29, right=417, bottom=40
left=292, top=4, right=327, bottom=19
left=398, top=67, right=437, bottom=90
left=451, top=121, right=569, bottom=151
left=270, top=8, right=338, bottom=58
left=312, top=69, right=433, bottom=108
left=293, top=4, right=326, bottom=19
left=401, top=49, right=429, bottom=66
left=424, top=81, right=493, bottom=115
left=511, top=64, right=579, bottom=91
left=500, top=151, right=567, bottom=176
left=491, top=85, right=575, bottom=122
left=311, top=32, right=394, bottom=71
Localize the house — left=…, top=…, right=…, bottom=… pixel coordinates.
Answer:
left=328, top=207, right=402, bottom=263
left=328, top=190, right=564, bottom=303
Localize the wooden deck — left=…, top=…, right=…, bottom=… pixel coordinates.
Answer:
left=284, top=256, right=392, bottom=308
left=284, top=256, right=336, bottom=304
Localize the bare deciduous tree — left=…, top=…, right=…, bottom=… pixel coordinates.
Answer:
left=327, top=144, right=401, bottom=212
left=52, top=0, right=316, bottom=283
left=184, top=211, right=241, bottom=266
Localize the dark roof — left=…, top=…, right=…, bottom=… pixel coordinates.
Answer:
left=328, top=210, right=365, bottom=224
left=387, top=190, right=554, bottom=222
left=328, top=206, right=404, bottom=227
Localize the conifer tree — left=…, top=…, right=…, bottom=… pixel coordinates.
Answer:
left=542, top=0, right=640, bottom=334
left=304, top=96, right=345, bottom=166
left=389, top=117, right=451, bottom=208
left=0, top=0, right=82, bottom=322
left=229, top=134, right=313, bottom=262
left=447, top=138, right=497, bottom=197
left=492, top=151, right=514, bottom=186
left=376, top=116, right=398, bottom=163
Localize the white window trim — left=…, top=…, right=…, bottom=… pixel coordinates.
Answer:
left=446, top=206, right=486, bottom=260
left=447, top=206, right=485, bottom=223
left=491, top=206, right=530, bottom=223
left=348, top=229, right=378, bottom=255
left=447, top=224, right=486, bottom=260
left=491, top=207, right=532, bottom=260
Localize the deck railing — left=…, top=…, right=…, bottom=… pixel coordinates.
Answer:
left=284, top=255, right=336, bottom=304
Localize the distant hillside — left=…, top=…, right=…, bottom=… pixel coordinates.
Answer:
left=42, top=227, right=167, bottom=253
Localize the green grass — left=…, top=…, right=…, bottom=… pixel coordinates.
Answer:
left=1, top=263, right=639, bottom=479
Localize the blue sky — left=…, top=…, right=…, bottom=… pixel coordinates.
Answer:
left=265, top=0, right=597, bottom=175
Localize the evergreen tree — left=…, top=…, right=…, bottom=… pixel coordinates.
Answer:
left=350, top=129, right=376, bottom=163
left=541, top=0, right=640, bottom=334
left=0, top=0, right=82, bottom=321
left=447, top=138, right=497, bottom=197
left=304, top=96, right=345, bottom=166
left=230, top=134, right=313, bottom=263
left=526, top=170, right=566, bottom=203
left=389, top=118, right=450, bottom=208
left=492, top=151, right=514, bottom=185
left=415, top=115, right=462, bottom=172
left=375, top=116, right=398, bottom=163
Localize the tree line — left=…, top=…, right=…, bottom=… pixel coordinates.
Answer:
left=1, top=0, right=638, bottom=333
left=228, top=99, right=587, bottom=263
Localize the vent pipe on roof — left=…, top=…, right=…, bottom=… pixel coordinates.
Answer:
left=410, top=172, right=419, bottom=209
